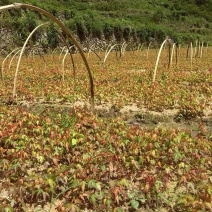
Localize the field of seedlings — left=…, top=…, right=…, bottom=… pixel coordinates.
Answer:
left=0, top=43, right=212, bottom=211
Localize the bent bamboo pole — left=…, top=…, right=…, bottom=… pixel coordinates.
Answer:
left=1, top=48, right=21, bottom=81
left=169, top=43, right=176, bottom=69
left=0, top=3, right=94, bottom=111
left=62, top=46, right=74, bottom=81
left=13, top=22, right=48, bottom=98
left=88, top=44, right=101, bottom=61
left=62, top=49, right=69, bottom=81
left=147, top=42, right=152, bottom=59
left=186, top=43, right=190, bottom=60
left=153, top=39, right=171, bottom=82
left=9, top=49, right=21, bottom=71
left=52, top=47, right=59, bottom=58
left=54, top=28, right=76, bottom=79
left=103, top=44, right=117, bottom=64
left=59, top=46, right=67, bottom=59
left=121, top=42, right=126, bottom=56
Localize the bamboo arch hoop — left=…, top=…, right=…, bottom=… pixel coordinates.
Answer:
left=13, top=22, right=48, bottom=98
left=0, top=3, right=94, bottom=111
left=9, top=49, right=22, bottom=71
left=152, top=39, right=172, bottom=82
left=1, top=47, right=21, bottom=81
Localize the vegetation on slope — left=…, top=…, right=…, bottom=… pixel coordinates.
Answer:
left=0, top=0, right=212, bottom=48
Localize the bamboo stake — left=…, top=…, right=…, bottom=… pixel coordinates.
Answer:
left=206, top=41, right=209, bottom=55
left=194, top=40, right=198, bottom=58
left=168, top=43, right=171, bottom=69
left=200, top=42, right=204, bottom=58
left=190, top=42, right=193, bottom=70
left=198, top=41, right=201, bottom=58
left=178, top=44, right=181, bottom=57
left=186, top=43, right=190, bottom=60
left=175, top=44, right=178, bottom=66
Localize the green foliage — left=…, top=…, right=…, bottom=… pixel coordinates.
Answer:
left=0, top=0, right=212, bottom=44
left=47, top=23, right=59, bottom=48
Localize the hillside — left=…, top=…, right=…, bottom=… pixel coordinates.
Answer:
left=0, top=0, right=212, bottom=48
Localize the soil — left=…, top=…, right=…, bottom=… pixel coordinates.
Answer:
left=1, top=99, right=212, bottom=137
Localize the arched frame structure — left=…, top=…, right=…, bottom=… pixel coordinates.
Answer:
left=0, top=3, right=94, bottom=111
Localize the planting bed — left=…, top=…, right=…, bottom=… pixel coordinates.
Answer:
left=0, top=49, right=212, bottom=211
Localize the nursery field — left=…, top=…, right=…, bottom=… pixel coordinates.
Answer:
left=0, top=48, right=212, bottom=211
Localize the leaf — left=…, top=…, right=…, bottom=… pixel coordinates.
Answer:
left=71, top=138, right=77, bottom=146
left=119, top=178, right=128, bottom=187
left=5, top=207, right=13, bottom=212
left=88, top=179, right=96, bottom=189
left=106, top=199, right=111, bottom=207
left=177, top=198, right=187, bottom=206
left=47, top=178, right=55, bottom=190
left=151, top=150, right=156, bottom=157
left=53, top=157, right=59, bottom=167
left=39, top=155, right=44, bottom=163
left=150, top=160, right=155, bottom=165
left=90, top=194, right=96, bottom=205
left=81, top=181, right=86, bottom=192
left=127, top=193, right=134, bottom=199
left=130, top=200, right=139, bottom=209
left=96, top=182, right=101, bottom=191
left=71, top=179, right=79, bottom=188
left=10, top=199, right=16, bottom=207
